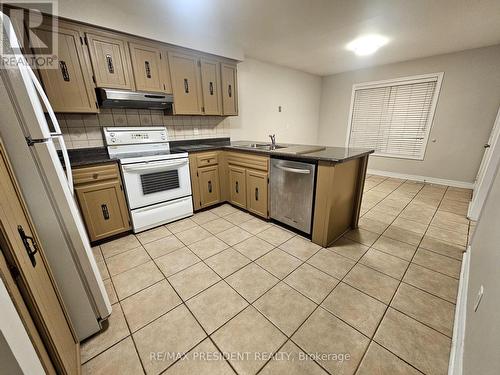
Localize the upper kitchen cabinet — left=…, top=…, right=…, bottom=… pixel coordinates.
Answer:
left=200, top=58, right=222, bottom=115
left=32, top=22, right=98, bottom=113
left=168, top=51, right=203, bottom=115
left=129, top=42, right=172, bottom=93
left=221, top=63, right=238, bottom=115
left=85, top=30, right=135, bottom=90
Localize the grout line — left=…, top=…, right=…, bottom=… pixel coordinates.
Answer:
left=352, top=182, right=453, bottom=374
left=89, top=178, right=469, bottom=374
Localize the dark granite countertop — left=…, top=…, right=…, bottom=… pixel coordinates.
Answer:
left=173, top=138, right=373, bottom=163
left=58, top=147, right=113, bottom=168
left=60, top=138, right=373, bottom=168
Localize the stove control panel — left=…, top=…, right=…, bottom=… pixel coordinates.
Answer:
left=103, top=127, right=168, bottom=146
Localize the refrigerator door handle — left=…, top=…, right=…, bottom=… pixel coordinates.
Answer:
left=25, top=65, right=74, bottom=191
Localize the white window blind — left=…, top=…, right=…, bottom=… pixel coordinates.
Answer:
left=347, top=73, right=442, bottom=160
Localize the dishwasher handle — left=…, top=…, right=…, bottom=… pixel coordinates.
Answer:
left=275, top=164, right=311, bottom=174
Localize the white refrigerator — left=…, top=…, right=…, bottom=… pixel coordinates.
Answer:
left=0, top=13, right=111, bottom=340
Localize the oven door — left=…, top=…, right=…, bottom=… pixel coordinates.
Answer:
left=121, top=158, right=191, bottom=209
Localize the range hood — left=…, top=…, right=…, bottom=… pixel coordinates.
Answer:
left=96, top=88, right=173, bottom=110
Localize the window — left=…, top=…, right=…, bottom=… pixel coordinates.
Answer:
left=347, top=73, right=443, bottom=160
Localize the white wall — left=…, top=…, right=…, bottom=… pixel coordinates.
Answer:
left=317, top=45, right=500, bottom=184
left=228, top=58, right=322, bottom=144
left=462, top=163, right=500, bottom=375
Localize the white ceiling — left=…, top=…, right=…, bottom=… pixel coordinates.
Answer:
left=59, top=0, right=500, bottom=76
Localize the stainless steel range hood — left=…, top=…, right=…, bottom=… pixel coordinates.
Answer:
left=96, top=88, right=173, bottom=110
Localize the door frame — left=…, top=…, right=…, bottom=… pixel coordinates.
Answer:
left=468, top=106, right=500, bottom=220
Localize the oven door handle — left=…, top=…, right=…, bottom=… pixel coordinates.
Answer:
left=122, top=159, right=188, bottom=173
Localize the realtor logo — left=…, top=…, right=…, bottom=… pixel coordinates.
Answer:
left=0, top=0, right=58, bottom=68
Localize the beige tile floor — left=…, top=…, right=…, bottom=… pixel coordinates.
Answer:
left=82, top=175, right=472, bottom=375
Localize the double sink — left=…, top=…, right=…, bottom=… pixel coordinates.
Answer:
left=237, top=143, right=287, bottom=151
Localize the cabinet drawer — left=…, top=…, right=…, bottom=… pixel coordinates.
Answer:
left=225, top=151, right=268, bottom=172
left=73, top=163, right=120, bottom=185
left=196, top=152, right=218, bottom=167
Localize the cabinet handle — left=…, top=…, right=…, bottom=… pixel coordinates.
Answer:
left=101, top=204, right=110, bottom=220
left=184, top=78, right=189, bottom=93
left=208, top=180, right=212, bottom=193
left=255, top=187, right=259, bottom=201
left=18, top=225, right=38, bottom=267
left=209, top=81, right=214, bottom=95
left=105, top=54, right=115, bottom=74
left=144, top=60, right=151, bottom=78
left=235, top=181, right=239, bottom=194
left=228, top=84, right=232, bottom=98
left=59, top=60, right=70, bottom=82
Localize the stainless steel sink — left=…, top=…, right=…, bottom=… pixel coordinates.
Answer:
left=238, top=143, right=287, bottom=151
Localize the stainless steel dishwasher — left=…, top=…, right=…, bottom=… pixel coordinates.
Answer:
left=270, top=158, right=317, bottom=234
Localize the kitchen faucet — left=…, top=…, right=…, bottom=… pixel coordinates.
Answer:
left=269, top=134, right=276, bottom=149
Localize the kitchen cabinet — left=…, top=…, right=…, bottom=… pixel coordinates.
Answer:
left=32, top=22, right=97, bottom=113
left=228, top=165, right=247, bottom=209
left=198, top=166, right=221, bottom=208
left=169, top=52, right=203, bottom=115
left=189, top=151, right=222, bottom=210
left=221, top=63, right=238, bottom=115
left=190, top=151, right=270, bottom=218
left=200, top=58, right=222, bottom=115
left=73, top=163, right=130, bottom=242
left=85, top=30, right=135, bottom=90
left=246, top=169, right=268, bottom=217
left=225, top=151, right=269, bottom=217
left=129, top=42, right=171, bottom=93
left=22, top=14, right=239, bottom=115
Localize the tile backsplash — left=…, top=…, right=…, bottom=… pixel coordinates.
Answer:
left=56, top=109, right=231, bottom=149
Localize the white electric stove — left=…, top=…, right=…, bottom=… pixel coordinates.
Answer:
left=103, top=127, right=193, bottom=233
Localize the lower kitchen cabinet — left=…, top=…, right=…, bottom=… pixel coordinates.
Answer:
left=246, top=169, right=268, bottom=218
left=228, top=165, right=247, bottom=209
left=189, top=150, right=269, bottom=218
left=198, top=165, right=221, bottom=208
left=73, top=163, right=131, bottom=242
left=189, top=151, right=222, bottom=210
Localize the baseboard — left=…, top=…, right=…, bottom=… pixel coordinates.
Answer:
left=448, top=248, right=470, bottom=375
left=367, top=169, right=474, bottom=189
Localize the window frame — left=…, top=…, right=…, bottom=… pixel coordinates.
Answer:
left=345, top=72, right=444, bottom=160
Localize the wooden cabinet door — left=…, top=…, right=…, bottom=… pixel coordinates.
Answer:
left=129, top=42, right=167, bottom=93
left=246, top=169, right=268, bottom=218
left=86, top=31, right=134, bottom=90
left=0, top=146, right=78, bottom=374
left=228, top=165, right=246, bottom=208
left=200, top=58, right=221, bottom=115
left=75, top=180, right=130, bottom=241
left=169, top=52, right=202, bottom=115
left=198, top=166, right=221, bottom=208
left=221, top=63, right=238, bottom=115
left=33, top=23, right=97, bottom=113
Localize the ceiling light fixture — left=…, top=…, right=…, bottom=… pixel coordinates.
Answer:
left=346, top=35, right=389, bottom=56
